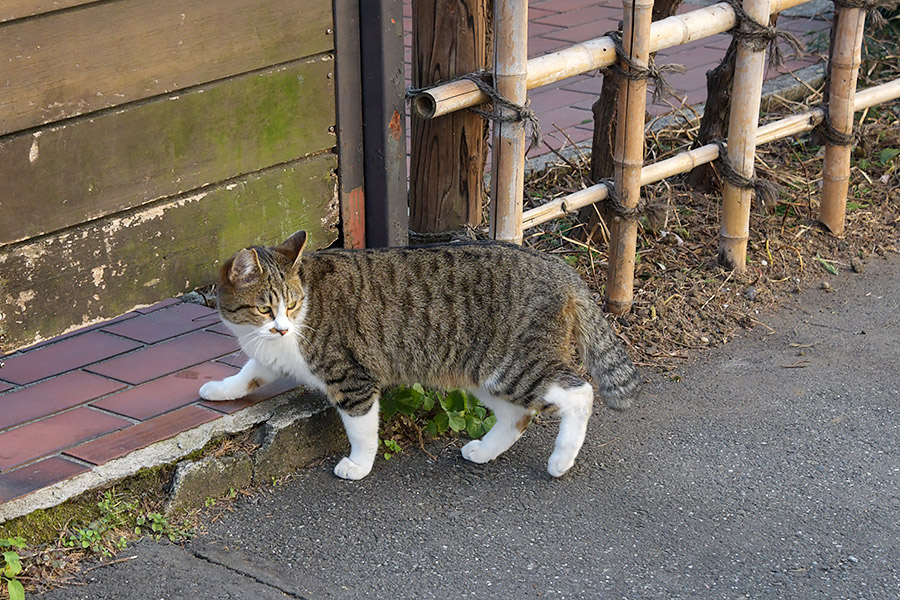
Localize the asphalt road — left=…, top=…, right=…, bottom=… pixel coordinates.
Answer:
left=41, top=254, right=899, bottom=599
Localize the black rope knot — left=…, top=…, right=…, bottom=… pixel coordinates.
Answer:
left=712, top=140, right=782, bottom=207
left=407, top=70, right=542, bottom=151
left=832, top=0, right=898, bottom=29
left=724, top=0, right=805, bottom=67
left=606, top=30, right=686, bottom=104
left=815, top=106, right=857, bottom=146
left=598, top=178, right=668, bottom=229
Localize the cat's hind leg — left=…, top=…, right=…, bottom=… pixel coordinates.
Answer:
left=542, top=374, right=594, bottom=478
left=460, top=391, right=533, bottom=465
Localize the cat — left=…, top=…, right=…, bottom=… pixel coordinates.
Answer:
left=199, top=230, right=641, bottom=480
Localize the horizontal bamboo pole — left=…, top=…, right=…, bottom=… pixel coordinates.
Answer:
left=521, top=76, right=900, bottom=230
left=413, top=0, right=811, bottom=119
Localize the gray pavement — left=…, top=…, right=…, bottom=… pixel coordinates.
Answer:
left=42, top=254, right=900, bottom=599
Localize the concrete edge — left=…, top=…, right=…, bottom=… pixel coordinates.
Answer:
left=0, top=389, right=339, bottom=523
left=525, top=62, right=827, bottom=175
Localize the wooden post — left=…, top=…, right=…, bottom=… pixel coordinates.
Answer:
left=359, top=0, right=409, bottom=247
left=819, top=5, right=867, bottom=235
left=718, top=0, right=771, bottom=271
left=606, top=0, right=655, bottom=315
left=409, top=0, right=490, bottom=234
left=489, top=0, right=528, bottom=244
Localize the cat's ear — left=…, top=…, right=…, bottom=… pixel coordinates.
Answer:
left=227, top=248, right=262, bottom=287
left=276, top=230, right=307, bottom=270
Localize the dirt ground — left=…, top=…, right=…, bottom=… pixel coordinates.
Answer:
left=522, top=27, right=900, bottom=371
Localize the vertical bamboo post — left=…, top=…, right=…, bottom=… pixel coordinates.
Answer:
left=489, top=0, right=528, bottom=244
left=606, top=0, right=655, bottom=315
left=820, top=6, right=867, bottom=235
left=718, top=0, right=771, bottom=271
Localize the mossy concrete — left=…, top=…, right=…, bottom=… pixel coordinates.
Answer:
left=162, top=394, right=344, bottom=514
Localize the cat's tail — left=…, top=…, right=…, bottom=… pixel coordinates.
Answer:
left=574, top=296, right=641, bottom=410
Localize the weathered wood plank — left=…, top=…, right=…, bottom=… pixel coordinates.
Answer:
left=0, top=153, right=339, bottom=352
left=0, top=58, right=336, bottom=246
left=0, top=0, right=333, bottom=135
left=1, top=0, right=96, bottom=23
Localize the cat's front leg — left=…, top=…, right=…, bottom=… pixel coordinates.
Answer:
left=199, top=358, right=279, bottom=401
left=333, top=396, right=380, bottom=481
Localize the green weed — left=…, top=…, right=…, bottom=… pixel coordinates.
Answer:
left=1, top=537, right=26, bottom=600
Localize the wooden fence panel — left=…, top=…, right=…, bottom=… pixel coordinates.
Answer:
left=0, top=58, right=336, bottom=245
left=0, top=0, right=333, bottom=135
left=1, top=0, right=95, bottom=23
left=0, top=153, right=339, bottom=349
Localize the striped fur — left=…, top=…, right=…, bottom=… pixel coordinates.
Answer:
left=203, top=231, right=641, bottom=478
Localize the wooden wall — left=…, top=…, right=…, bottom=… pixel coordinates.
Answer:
left=0, top=0, right=340, bottom=351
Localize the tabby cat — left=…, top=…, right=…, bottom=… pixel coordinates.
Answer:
left=199, top=230, right=640, bottom=480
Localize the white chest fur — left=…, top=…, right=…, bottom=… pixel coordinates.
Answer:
left=227, top=321, right=327, bottom=394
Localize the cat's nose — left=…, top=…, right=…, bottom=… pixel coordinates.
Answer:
left=270, top=326, right=289, bottom=336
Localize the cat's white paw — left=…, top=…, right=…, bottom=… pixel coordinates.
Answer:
left=547, top=451, right=576, bottom=478
left=333, top=457, right=371, bottom=480
left=199, top=380, right=243, bottom=401
left=460, top=440, right=495, bottom=464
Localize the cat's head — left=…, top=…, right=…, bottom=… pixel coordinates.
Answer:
left=216, top=230, right=308, bottom=339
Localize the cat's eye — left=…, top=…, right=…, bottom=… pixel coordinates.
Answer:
left=286, top=300, right=299, bottom=310
left=256, top=306, right=272, bottom=315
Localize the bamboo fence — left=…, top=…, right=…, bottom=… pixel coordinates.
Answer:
left=410, top=0, right=900, bottom=314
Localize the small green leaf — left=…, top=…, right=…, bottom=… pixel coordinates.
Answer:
left=411, top=383, right=425, bottom=396
left=482, top=414, right=497, bottom=433
left=878, top=147, right=900, bottom=164
left=815, top=255, right=839, bottom=275
left=448, top=414, right=467, bottom=432
left=432, top=412, right=450, bottom=435
left=8, top=578, right=25, bottom=600
left=2, top=552, right=22, bottom=577
left=465, top=415, right=482, bottom=439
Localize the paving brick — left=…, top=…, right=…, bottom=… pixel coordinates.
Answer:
left=559, top=74, right=606, bottom=97
left=0, top=371, right=127, bottom=431
left=0, top=382, right=12, bottom=394
left=205, top=322, right=233, bottom=337
left=0, top=332, right=142, bottom=386
left=101, top=302, right=218, bottom=344
left=17, top=312, right=140, bottom=353
left=92, top=363, right=238, bottom=421
left=86, top=331, right=240, bottom=385
left=0, top=407, right=130, bottom=471
left=539, top=104, right=595, bottom=131
left=529, top=87, right=594, bottom=114
left=532, top=0, right=601, bottom=12
left=217, top=352, right=249, bottom=369
left=134, top=298, right=181, bottom=314
left=541, top=19, right=618, bottom=44
left=528, top=35, right=571, bottom=58
left=533, top=5, right=621, bottom=27
left=201, top=378, right=301, bottom=415
left=0, top=457, right=90, bottom=504
left=65, top=405, right=220, bottom=466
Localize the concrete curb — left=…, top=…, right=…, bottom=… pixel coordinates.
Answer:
left=0, top=389, right=343, bottom=523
